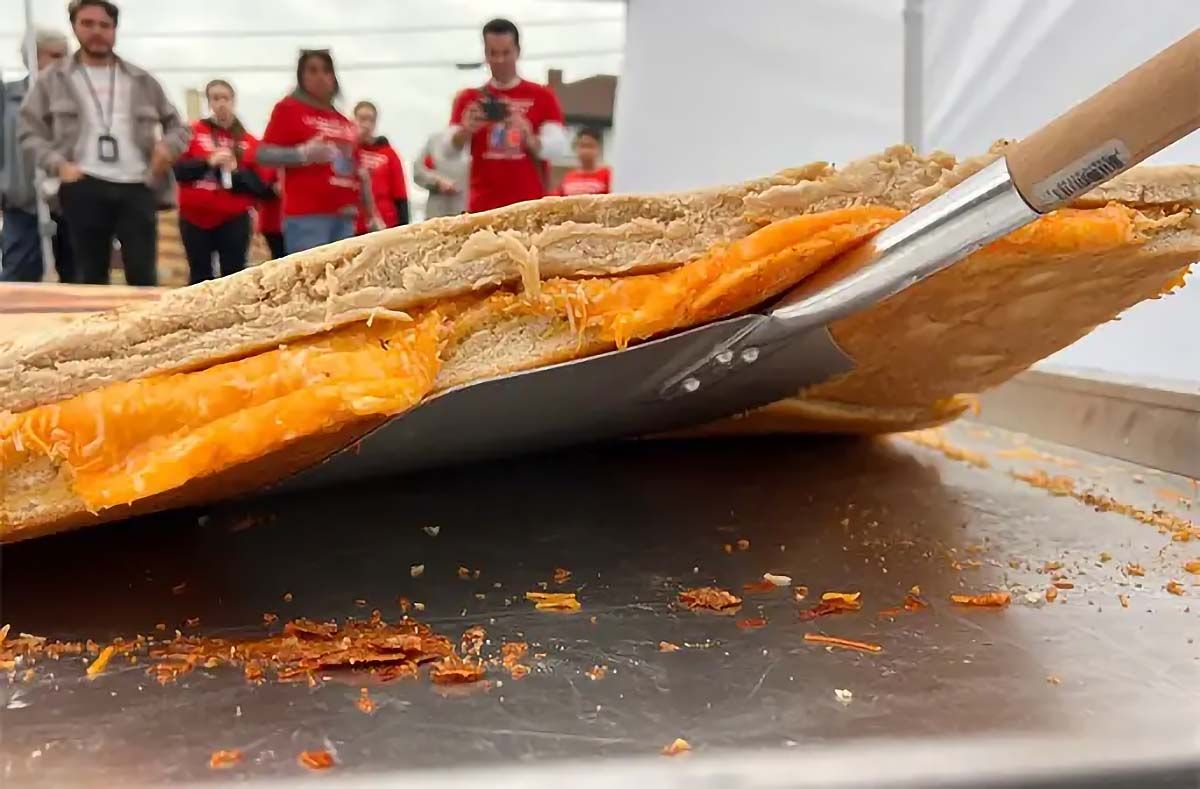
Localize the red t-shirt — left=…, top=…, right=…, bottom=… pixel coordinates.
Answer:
left=176, top=119, right=262, bottom=229
left=356, top=138, right=407, bottom=233
left=261, top=95, right=360, bottom=217
left=555, top=166, right=612, bottom=197
left=256, top=166, right=282, bottom=235
left=450, top=80, right=564, bottom=213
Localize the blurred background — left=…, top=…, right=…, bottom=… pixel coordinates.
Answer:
left=1, top=0, right=626, bottom=216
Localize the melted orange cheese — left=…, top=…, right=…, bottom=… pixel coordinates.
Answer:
left=2, top=313, right=443, bottom=508
left=1, top=204, right=1135, bottom=513
left=984, top=203, right=1141, bottom=253
left=469, top=206, right=905, bottom=348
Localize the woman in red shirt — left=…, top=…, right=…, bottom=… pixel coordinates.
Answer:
left=554, top=128, right=612, bottom=197
left=172, top=80, right=273, bottom=284
left=258, top=50, right=375, bottom=255
left=353, top=100, right=408, bottom=234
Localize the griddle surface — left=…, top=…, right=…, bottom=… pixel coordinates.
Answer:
left=1, top=423, right=1196, bottom=784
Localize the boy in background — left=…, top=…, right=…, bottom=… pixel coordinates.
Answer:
left=554, top=128, right=610, bottom=196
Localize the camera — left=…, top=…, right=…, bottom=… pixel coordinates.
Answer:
left=481, top=90, right=509, bottom=122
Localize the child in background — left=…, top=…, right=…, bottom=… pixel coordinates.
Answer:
left=554, top=128, right=611, bottom=196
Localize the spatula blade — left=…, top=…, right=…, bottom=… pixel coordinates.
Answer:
left=278, top=314, right=850, bottom=491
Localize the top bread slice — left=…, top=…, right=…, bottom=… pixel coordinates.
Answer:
left=2, top=143, right=1197, bottom=418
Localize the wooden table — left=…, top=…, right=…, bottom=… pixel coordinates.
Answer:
left=0, top=282, right=164, bottom=340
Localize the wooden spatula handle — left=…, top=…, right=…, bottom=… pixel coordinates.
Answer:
left=1007, top=29, right=1200, bottom=212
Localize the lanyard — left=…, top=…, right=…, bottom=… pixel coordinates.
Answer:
left=78, top=62, right=116, bottom=134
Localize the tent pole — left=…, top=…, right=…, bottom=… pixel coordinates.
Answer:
left=902, top=0, right=924, bottom=152
left=23, top=0, right=59, bottom=281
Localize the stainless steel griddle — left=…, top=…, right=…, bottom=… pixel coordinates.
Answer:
left=1, top=419, right=1196, bottom=787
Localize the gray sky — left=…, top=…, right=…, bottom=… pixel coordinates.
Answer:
left=3, top=0, right=625, bottom=206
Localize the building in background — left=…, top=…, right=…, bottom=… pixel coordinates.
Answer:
left=545, top=69, right=616, bottom=191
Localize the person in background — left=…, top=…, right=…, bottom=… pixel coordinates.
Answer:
left=258, top=49, right=375, bottom=255
left=352, top=100, right=406, bottom=234
left=553, top=127, right=611, bottom=196
left=256, top=168, right=285, bottom=259
left=19, top=0, right=189, bottom=286
left=413, top=129, right=467, bottom=218
left=445, top=18, right=567, bottom=213
left=2, top=28, right=73, bottom=283
left=173, top=79, right=272, bottom=284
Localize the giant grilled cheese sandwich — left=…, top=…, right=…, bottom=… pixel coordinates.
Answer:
left=2, top=143, right=1198, bottom=542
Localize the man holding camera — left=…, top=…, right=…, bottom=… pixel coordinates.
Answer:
left=446, top=18, right=567, bottom=213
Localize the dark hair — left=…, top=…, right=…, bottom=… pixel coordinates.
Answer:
left=296, top=49, right=339, bottom=98
left=68, top=0, right=119, bottom=25
left=482, top=18, right=519, bottom=49
left=205, top=79, right=234, bottom=100
left=353, top=100, right=378, bottom=117
left=575, top=127, right=602, bottom=145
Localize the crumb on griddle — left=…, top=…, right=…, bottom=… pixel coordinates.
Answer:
left=678, top=587, right=741, bottom=612
left=298, top=749, right=335, bottom=770
left=429, top=653, right=486, bottom=685
left=525, top=592, right=582, bottom=612
left=208, top=749, right=242, bottom=769
left=803, top=633, right=883, bottom=653
left=85, top=645, right=115, bottom=678
left=460, top=625, right=486, bottom=656
left=949, top=592, right=1010, bottom=607
left=355, top=687, right=376, bottom=714
left=661, top=738, right=691, bottom=756
left=878, top=591, right=928, bottom=618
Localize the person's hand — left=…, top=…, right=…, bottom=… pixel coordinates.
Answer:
left=58, top=161, right=84, bottom=183
left=207, top=148, right=236, bottom=170
left=461, top=101, right=486, bottom=134
left=150, top=141, right=173, bottom=178
left=511, top=113, right=540, bottom=155
left=368, top=215, right=387, bottom=232
left=435, top=175, right=460, bottom=195
left=299, top=138, right=337, bottom=164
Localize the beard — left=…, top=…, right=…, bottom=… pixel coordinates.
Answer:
left=81, top=38, right=113, bottom=58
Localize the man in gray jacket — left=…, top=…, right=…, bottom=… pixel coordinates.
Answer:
left=1, top=29, right=72, bottom=282
left=413, top=129, right=468, bottom=219
left=19, top=0, right=189, bottom=286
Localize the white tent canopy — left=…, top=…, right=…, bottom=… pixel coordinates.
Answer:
left=612, top=0, right=1200, bottom=384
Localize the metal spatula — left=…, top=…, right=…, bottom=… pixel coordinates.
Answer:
left=280, top=30, right=1200, bottom=492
